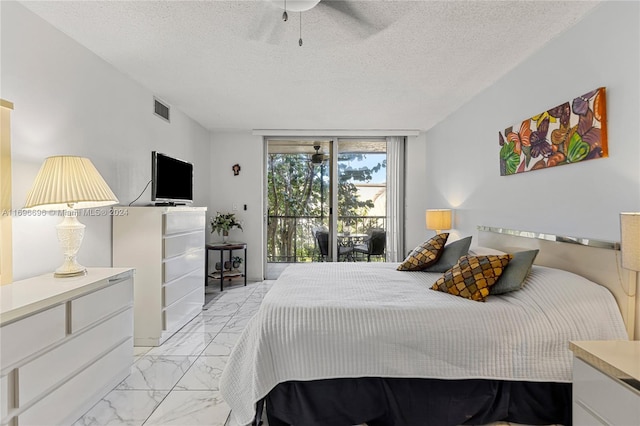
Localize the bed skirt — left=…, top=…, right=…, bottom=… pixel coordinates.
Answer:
left=261, top=378, right=571, bottom=426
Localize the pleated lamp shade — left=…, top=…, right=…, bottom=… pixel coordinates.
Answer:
left=425, top=209, right=452, bottom=232
left=24, top=156, right=118, bottom=210
left=620, top=212, right=640, bottom=272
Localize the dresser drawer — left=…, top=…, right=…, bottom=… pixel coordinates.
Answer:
left=70, top=276, right=133, bottom=333
left=163, top=288, right=203, bottom=332
left=164, top=269, right=204, bottom=307
left=573, top=401, right=604, bottom=426
left=164, top=230, right=204, bottom=259
left=163, top=211, right=205, bottom=235
left=573, top=358, right=640, bottom=425
left=163, top=248, right=204, bottom=283
left=0, top=305, right=66, bottom=369
left=0, top=374, right=8, bottom=421
left=18, top=308, right=133, bottom=408
left=17, top=338, right=131, bottom=426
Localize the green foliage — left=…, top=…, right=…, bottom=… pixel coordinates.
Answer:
left=267, top=151, right=384, bottom=261
left=210, top=212, right=242, bottom=234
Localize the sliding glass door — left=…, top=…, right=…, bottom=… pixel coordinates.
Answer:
left=265, top=137, right=396, bottom=275
left=266, top=140, right=331, bottom=264
left=336, top=139, right=388, bottom=261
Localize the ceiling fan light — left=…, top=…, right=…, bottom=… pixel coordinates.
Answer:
left=270, top=0, right=321, bottom=13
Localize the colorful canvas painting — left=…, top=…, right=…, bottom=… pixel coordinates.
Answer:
left=499, top=87, right=607, bottom=176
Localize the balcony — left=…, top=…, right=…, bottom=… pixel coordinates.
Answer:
left=267, top=215, right=386, bottom=263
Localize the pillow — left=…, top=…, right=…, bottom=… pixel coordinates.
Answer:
left=421, top=236, right=472, bottom=272
left=468, top=246, right=507, bottom=256
left=397, top=233, right=449, bottom=271
left=431, top=254, right=513, bottom=301
left=490, top=249, right=539, bottom=295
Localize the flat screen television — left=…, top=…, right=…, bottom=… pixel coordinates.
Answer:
left=151, top=151, right=193, bottom=205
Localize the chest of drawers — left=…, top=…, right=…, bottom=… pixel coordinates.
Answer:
left=113, top=206, right=206, bottom=346
left=0, top=268, right=134, bottom=426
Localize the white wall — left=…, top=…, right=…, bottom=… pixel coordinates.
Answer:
left=209, top=132, right=428, bottom=278
left=423, top=1, right=640, bottom=243
left=209, top=131, right=264, bottom=281
left=2, top=2, right=211, bottom=280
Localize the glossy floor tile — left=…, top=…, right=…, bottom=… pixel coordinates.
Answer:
left=74, top=280, right=271, bottom=426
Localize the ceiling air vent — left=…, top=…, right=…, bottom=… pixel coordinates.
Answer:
left=153, top=97, right=170, bottom=122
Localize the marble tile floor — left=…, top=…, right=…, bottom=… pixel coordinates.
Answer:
left=73, top=280, right=272, bottom=426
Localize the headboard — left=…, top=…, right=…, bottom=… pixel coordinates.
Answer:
left=478, top=226, right=638, bottom=340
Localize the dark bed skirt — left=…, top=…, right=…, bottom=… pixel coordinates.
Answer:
left=260, top=377, right=571, bottom=426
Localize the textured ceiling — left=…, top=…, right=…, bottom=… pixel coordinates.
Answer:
left=19, top=0, right=600, bottom=132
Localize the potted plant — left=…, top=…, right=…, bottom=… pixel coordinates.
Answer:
left=210, top=212, right=243, bottom=242
left=232, top=256, right=243, bottom=269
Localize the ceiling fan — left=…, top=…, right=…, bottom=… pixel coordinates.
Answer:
left=311, top=145, right=328, bottom=165
left=252, top=0, right=388, bottom=45
left=273, top=0, right=322, bottom=20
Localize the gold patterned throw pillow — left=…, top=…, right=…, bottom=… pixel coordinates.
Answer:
left=397, top=233, right=449, bottom=271
left=431, top=254, right=513, bottom=301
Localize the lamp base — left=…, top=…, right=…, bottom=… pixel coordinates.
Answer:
left=54, top=209, right=87, bottom=278
left=54, top=268, right=87, bottom=278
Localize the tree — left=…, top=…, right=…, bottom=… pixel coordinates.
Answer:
left=267, top=152, right=385, bottom=262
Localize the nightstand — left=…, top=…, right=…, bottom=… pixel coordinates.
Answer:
left=569, top=340, right=640, bottom=425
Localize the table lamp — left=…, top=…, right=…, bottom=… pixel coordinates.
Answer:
left=621, top=212, right=640, bottom=272
left=426, top=209, right=452, bottom=234
left=24, top=156, right=119, bottom=277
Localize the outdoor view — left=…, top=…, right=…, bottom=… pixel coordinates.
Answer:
left=267, top=140, right=387, bottom=263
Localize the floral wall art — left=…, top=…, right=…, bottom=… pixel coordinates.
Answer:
left=499, top=87, right=607, bottom=175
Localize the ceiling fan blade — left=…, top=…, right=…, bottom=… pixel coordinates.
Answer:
left=320, top=0, right=386, bottom=37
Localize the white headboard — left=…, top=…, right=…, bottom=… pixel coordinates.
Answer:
left=477, top=226, right=638, bottom=340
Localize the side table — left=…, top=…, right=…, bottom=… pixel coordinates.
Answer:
left=205, top=242, right=247, bottom=291
left=569, top=340, right=640, bottom=425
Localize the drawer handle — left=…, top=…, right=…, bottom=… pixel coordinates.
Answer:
left=108, top=276, right=131, bottom=285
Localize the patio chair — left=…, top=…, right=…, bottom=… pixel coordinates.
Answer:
left=314, top=228, right=328, bottom=261
left=353, top=228, right=386, bottom=262
left=314, top=229, right=353, bottom=261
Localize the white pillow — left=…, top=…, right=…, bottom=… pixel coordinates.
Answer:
left=468, top=246, right=507, bottom=256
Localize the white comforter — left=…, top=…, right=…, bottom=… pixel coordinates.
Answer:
left=220, top=262, right=627, bottom=425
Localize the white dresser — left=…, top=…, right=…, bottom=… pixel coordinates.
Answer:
left=113, top=206, right=206, bottom=346
left=0, top=268, right=134, bottom=426
left=570, top=340, right=640, bottom=425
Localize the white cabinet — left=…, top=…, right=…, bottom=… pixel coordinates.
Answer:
left=570, top=341, right=640, bottom=426
left=0, top=268, right=134, bottom=426
left=113, top=206, right=206, bottom=346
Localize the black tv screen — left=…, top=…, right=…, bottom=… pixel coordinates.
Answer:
left=151, top=151, right=193, bottom=204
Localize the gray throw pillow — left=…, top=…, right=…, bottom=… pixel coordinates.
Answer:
left=421, top=236, right=472, bottom=273
left=490, top=249, right=539, bottom=295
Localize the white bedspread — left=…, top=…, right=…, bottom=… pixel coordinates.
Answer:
left=219, top=262, right=627, bottom=425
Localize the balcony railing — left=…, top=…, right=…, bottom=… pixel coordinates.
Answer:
left=267, top=215, right=386, bottom=263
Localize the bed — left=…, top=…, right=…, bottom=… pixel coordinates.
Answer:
left=219, top=228, right=632, bottom=426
